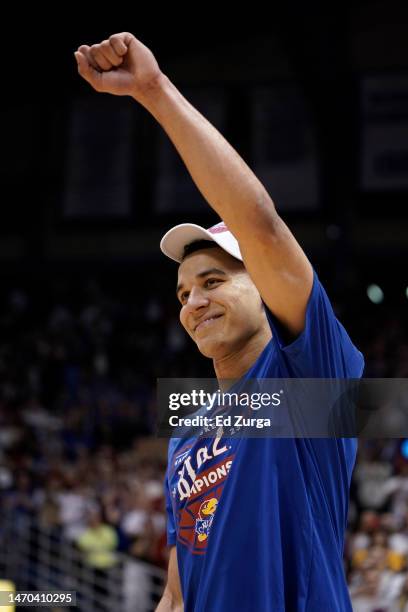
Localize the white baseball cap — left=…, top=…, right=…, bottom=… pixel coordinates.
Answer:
left=160, top=221, right=243, bottom=263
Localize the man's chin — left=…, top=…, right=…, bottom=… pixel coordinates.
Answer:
left=195, top=342, right=215, bottom=359
left=195, top=335, right=226, bottom=359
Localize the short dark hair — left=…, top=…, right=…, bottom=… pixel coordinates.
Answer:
left=182, top=240, right=220, bottom=260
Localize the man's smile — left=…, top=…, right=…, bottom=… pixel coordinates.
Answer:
left=194, top=314, right=224, bottom=333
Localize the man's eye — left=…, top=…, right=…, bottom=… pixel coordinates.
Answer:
left=180, top=291, right=189, bottom=302
left=205, top=278, right=219, bottom=287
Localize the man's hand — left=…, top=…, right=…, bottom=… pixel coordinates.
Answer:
left=74, top=32, right=163, bottom=102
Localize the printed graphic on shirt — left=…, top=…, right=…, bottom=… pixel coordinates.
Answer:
left=195, top=498, right=218, bottom=542
left=169, top=435, right=235, bottom=555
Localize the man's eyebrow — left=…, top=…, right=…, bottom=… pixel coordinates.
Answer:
left=176, top=268, right=227, bottom=296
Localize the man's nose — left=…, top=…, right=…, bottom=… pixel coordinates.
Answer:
left=185, top=286, right=209, bottom=311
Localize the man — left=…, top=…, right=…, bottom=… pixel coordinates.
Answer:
left=75, top=32, right=364, bottom=611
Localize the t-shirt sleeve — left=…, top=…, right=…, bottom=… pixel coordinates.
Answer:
left=165, top=470, right=177, bottom=547
left=265, top=269, right=364, bottom=378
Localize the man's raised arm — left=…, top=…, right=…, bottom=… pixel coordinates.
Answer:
left=75, top=32, right=313, bottom=337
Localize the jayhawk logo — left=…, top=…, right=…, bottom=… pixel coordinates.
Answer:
left=195, top=498, right=218, bottom=542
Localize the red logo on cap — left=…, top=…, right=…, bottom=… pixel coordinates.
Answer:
left=208, top=223, right=228, bottom=235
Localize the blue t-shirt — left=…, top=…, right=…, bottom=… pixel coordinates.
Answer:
left=165, top=270, right=364, bottom=611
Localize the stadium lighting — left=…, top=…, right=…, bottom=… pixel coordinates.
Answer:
left=366, top=284, right=384, bottom=304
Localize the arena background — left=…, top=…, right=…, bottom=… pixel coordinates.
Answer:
left=0, top=2, right=407, bottom=610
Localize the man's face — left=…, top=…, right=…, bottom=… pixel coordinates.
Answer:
left=177, top=247, right=267, bottom=359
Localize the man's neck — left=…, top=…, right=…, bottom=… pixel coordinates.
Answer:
left=213, top=327, right=272, bottom=382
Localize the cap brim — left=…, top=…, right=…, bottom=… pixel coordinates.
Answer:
left=160, top=223, right=242, bottom=263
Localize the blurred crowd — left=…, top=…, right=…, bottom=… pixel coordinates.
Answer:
left=346, top=441, right=408, bottom=611
left=0, top=269, right=407, bottom=610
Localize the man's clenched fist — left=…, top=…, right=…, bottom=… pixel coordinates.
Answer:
left=74, top=32, right=163, bottom=102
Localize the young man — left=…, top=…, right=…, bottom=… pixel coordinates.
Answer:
left=75, top=33, right=364, bottom=611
